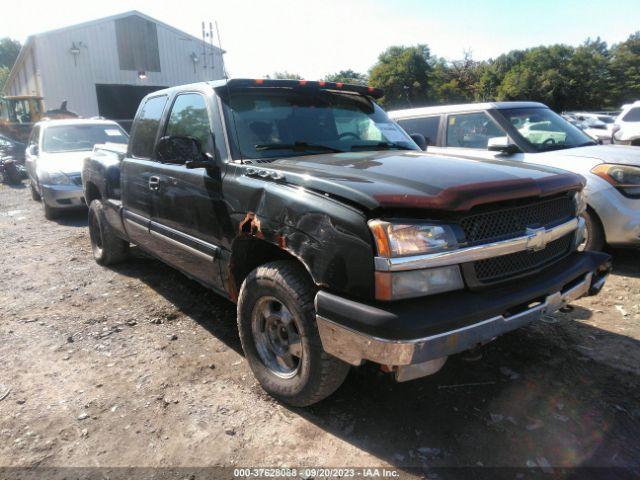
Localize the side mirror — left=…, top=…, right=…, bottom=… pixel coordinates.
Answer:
left=156, top=136, right=211, bottom=168
left=487, top=136, right=519, bottom=155
left=27, top=144, right=39, bottom=156
left=410, top=133, right=428, bottom=151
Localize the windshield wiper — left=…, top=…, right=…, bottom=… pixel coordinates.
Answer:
left=350, top=141, right=411, bottom=151
left=254, top=142, right=343, bottom=153
left=577, top=141, right=598, bottom=147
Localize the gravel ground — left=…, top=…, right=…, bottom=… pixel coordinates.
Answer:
left=1, top=183, right=640, bottom=477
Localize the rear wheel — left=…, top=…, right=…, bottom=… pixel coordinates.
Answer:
left=579, top=209, right=605, bottom=252
left=237, top=260, right=350, bottom=406
left=88, top=199, right=129, bottom=265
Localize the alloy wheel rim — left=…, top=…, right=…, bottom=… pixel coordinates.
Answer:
left=251, top=296, right=303, bottom=379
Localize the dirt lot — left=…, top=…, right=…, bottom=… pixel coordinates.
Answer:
left=1, top=183, right=640, bottom=477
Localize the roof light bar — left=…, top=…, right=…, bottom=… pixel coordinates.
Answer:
left=232, top=78, right=383, bottom=98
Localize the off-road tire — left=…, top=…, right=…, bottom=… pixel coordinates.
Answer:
left=30, top=181, right=41, bottom=201
left=581, top=209, right=605, bottom=252
left=88, top=199, right=129, bottom=265
left=237, top=260, right=350, bottom=407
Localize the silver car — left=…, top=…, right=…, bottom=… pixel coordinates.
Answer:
left=25, top=119, right=128, bottom=219
left=389, top=102, right=640, bottom=250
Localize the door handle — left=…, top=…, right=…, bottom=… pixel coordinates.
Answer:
left=148, top=176, right=160, bottom=191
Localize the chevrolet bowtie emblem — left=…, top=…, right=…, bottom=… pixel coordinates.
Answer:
left=526, top=227, right=547, bottom=251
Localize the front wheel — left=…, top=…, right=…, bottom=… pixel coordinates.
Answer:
left=42, top=200, right=59, bottom=220
left=237, top=260, right=350, bottom=407
left=88, top=199, right=129, bottom=265
left=579, top=209, right=605, bottom=252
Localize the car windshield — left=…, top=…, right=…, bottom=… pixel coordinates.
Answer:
left=597, top=116, right=615, bottom=124
left=498, top=107, right=596, bottom=152
left=223, top=88, right=419, bottom=160
left=42, top=124, right=128, bottom=153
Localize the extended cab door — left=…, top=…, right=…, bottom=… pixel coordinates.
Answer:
left=121, top=94, right=168, bottom=249
left=145, top=91, right=227, bottom=292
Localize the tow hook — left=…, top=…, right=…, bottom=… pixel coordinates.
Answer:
left=589, top=261, right=612, bottom=296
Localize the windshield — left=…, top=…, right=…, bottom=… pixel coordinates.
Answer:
left=597, top=115, right=615, bottom=124
left=499, top=107, right=595, bottom=152
left=43, top=124, right=128, bottom=153
left=223, top=89, right=418, bottom=160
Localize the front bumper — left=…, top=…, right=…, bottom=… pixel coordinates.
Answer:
left=316, top=251, right=610, bottom=368
left=41, top=184, right=85, bottom=209
left=588, top=183, right=640, bottom=246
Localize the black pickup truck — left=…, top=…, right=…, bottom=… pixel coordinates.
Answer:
left=83, top=79, right=611, bottom=406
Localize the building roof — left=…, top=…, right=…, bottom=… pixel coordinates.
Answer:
left=2, top=10, right=224, bottom=95
left=388, top=101, right=548, bottom=118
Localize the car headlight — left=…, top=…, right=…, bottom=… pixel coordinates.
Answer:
left=369, top=220, right=463, bottom=300
left=592, top=164, right=640, bottom=198
left=43, top=171, right=72, bottom=185
left=368, top=220, right=458, bottom=257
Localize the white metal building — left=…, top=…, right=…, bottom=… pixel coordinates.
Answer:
left=3, top=11, right=225, bottom=125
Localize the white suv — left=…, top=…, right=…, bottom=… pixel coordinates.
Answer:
left=613, top=101, right=640, bottom=146
left=389, top=102, right=640, bottom=251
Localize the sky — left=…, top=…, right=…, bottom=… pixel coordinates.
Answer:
left=2, top=0, right=640, bottom=79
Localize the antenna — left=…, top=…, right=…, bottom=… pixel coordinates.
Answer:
left=209, top=22, right=215, bottom=73
left=201, top=22, right=208, bottom=71
left=213, top=21, right=240, bottom=162
left=215, top=21, right=228, bottom=80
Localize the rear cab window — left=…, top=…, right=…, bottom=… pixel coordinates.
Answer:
left=396, top=116, right=441, bottom=145
left=129, top=95, right=168, bottom=158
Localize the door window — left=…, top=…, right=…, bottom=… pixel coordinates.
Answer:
left=397, top=116, right=440, bottom=145
left=622, top=107, right=640, bottom=122
left=445, top=112, right=505, bottom=149
left=165, top=93, right=213, bottom=154
left=129, top=95, right=167, bottom=158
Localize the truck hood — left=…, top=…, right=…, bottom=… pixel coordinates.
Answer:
left=38, top=151, right=92, bottom=175
left=262, top=151, right=583, bottom=212
left=538, top=145, right=640, bottom=167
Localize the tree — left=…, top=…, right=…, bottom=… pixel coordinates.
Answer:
left=566, top=38, right=611, bottom=109
left=324, top=70, right=368, bottom=85
left=0, top=37, right=21, bottom=69
left=608, top=32, right=640, bottom=107
left=368, top=45, right=434, bottom=108
left=267, top=71, right=303, bottom=80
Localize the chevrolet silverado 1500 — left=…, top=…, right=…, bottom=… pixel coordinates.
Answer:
left=83, top=79, right=611, bottom=406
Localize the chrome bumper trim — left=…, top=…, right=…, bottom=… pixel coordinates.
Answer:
left=374, top=218, right=579, bottom=272
left=317, top=271, right=593, bottom=367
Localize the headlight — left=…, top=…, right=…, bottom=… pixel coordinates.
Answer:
left=375, top=266, right=464, bottom=301
left=43, top=171, right=72, bottom=185
left=369, top=220, right=463, bottom=300
left=592, top=164, right=640, bottom=198
left=368, top=220, right=458, bottom=257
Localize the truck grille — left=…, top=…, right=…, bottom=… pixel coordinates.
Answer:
left=473, top=233, right=574, bottom=283
left=459, top=195, right=575, bottom=245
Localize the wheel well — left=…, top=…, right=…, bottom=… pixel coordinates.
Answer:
left=229, top=237, right=313, bottom=300
left=84, top=181, right=101, bottom=205
left=585, top=204, right=606, bottom=241
left=631, top=138, right=640, bottom=146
